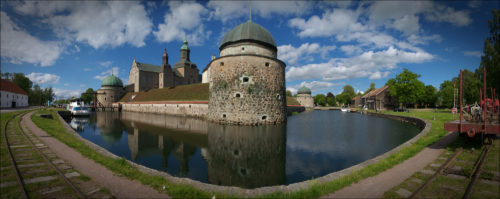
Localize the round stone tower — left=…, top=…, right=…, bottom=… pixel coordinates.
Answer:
left=296, top=86, right=314, bottom=108
left=207, top=20, right=286, bottom=125
left=97, top=74, right=125, bottom=106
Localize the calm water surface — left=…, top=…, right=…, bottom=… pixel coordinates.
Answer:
left=66, top=110, right=420, bottom=188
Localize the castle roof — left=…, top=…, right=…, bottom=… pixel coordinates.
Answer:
left=297, top=86, right=311, bottom=94
left=102, top=74, right=123, bottom=87
left=220, top=20, right=276, bottom=51
left=0, top=79, right=28, bottom=95
left=180, top=38, right=190, bottom=50
left=135, top=61, right=161, bottom=73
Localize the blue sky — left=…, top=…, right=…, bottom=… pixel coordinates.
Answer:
left=0, top=1, right=496, bottom=99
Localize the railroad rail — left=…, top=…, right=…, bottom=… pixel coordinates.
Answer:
left=409, top=140, right=493, bottom=199
left=2, top=111, right=86, bottom=198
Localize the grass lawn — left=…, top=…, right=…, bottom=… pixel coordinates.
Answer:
left=26, top=108, right=459, bottom=198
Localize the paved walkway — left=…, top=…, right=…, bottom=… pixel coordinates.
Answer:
left=22, top=112, right=170, bottom=199
left=323, top=132, right=458, bottom=198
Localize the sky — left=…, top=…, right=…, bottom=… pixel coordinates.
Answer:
left=0, top=1, right=497, bottom=99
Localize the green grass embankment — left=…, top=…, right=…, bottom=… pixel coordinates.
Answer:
left=120, top=83, right=209, bottom=102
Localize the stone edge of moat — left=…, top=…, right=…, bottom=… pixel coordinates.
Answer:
left=55, top=111, right=430, bottom=197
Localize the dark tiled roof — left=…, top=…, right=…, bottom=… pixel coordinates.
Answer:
left=136, top=61, right=161, bottom=73
left=0, top=79, right=28, bottom=95
left=362, top=85, right=389, bottom=98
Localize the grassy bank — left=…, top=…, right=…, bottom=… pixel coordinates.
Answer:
left=29, top=108, right=454, bottom=198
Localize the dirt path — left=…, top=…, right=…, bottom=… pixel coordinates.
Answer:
left=22, top=112, right=170, bottom=199
left=323, top=132, right=458, bottom=198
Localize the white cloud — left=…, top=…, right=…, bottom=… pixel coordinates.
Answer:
left=94, top=67, right=120, bottom=80
left=154, top=1, right=210, bottom=45
left=369, top=71, right=391, bottom=80
left=99, top=61, right=112, bottom=67
left=80, top=84, right=86, bottom=88
left=289, top=8, right=365, bottom=38
left=407, top=34, right=442, bottom=45
left=64, top=83, right=69, bottom=86
left=468, top=1, right=482, bottom=8
left=74, top=45, right=80, bottom=52
left=288, top=81, right=343, bottom=94
left=26, top=72, right=61, bottom=84
left=464, top=51, right=482, bottom=57
left=278, top=43, right=335, bottom=64
left=0, top=11, right=62, bottom=66
left=207, top=1, right=313, bottom=23
left=286, top=46, right=433, bottom=81
left=53, top=88, right=82, bottom=99
left=14, top=1, right=153, bottom=49
left=340, top=45, right=363, bottom=55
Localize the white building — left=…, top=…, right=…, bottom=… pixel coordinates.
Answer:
left=1, top=79, right=29, bottom=108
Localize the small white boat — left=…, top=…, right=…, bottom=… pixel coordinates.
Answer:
left=341, top=106, right=350, bottom=112
left=67, top=99, right=90, bottom=116
left=70, top=117, right=88, bottom=131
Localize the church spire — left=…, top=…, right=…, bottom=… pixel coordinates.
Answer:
left=162, top=47, right=169, bottom=66
left=249, top=0, right=252, bottom=22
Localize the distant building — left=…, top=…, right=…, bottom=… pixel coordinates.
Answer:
left=0, top=79, right=28, bottom=108
left=296, top=86, right=314, bottom=108
left=351, top=95, right=361, bottom=107
left=128, top=39, right=200, bottom=92
left=361, top=85, right=397, bottom=110
left=97, top=74, right=125, bottom=107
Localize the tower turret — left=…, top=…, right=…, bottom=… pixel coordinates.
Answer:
left=180, top=38, right=190, bottom=61
left=162, top=48, right=169, bottom=66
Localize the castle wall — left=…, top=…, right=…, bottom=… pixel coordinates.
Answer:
left=97, top=87, right=124, bottom=106
left=220, top=43, right=276, bottom=57
left=207, top=55, right=286, bottom=125
left=296, top=94, right=314, bottom=108
left=138, top=71, right=159, bottom=91
left=118, top=102, right=208, bottom=118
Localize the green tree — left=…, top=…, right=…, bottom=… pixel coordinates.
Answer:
left=314, top=94, right=326, bottom=106
left=476, top=10, right=500, bottom=97
left=81, top=88, right=95, bottom=104
left=365, top=82, right=376, bottom=94
left=326, top=92, right=336, bottom=106
left=455, top=70, right=481, bottom=104
left=29, top=84, right=42, bottom=105
left=12, top=73, right=32, bottom=93
left=439, top=80, right=455, bottom=108
left=337, top=85, right=355, bottom=105
left=386, top=69, right=425, bottom=108
left=421, top=85, right=438, bottom=108
left=286, top=90, right=292, bottom=97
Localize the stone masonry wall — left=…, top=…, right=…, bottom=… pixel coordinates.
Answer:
left=296, top=94, right=314, bottom=108
left=207, top=55, right=286, bottom=125
left=119, top=102, right=208, bottom=118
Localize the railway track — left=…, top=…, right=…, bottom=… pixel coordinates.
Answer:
left=1, top=111, right=108, bottom=198
left=409, top=138, right=494, bottom=199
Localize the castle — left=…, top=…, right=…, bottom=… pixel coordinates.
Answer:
left=128, top=39, right=200, bottom=92
left=206, top=19, right=287, bottom=125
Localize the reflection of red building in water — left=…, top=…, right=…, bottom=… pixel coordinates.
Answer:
left=0, top=79, right=28, bottom=108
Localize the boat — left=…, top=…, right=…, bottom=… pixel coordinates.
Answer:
left=69, top=117, right=88, bottom=131
left=340, top=106, right=350, bottom=112
left=67, top=99, right=90, bottom=116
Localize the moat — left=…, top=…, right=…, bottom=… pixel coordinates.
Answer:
left=65, top=110, right=420, bottom=188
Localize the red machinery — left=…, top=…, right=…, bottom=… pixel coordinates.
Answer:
left=444, top=68, right=500, bottom=139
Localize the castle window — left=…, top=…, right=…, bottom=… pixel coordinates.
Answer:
left=220, top=62, right=224, bottom=66
left=276, top=94, right=281, bottom=100
left=222, top=114, right=226, bottom=118
left=234, top=92, right=242, bottom=98
left=241, top=47, right=245, bottom=51
left=262, top=115, right=267, bottom=120
left=265, top=62, right=270, bottom=67
left=243, top=77, right=249, bottom=82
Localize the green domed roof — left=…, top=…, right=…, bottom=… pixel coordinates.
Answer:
left=101, top=74, right=123, bottom=87
left=180, top=38, right=190, bottom=50
left=297, top=86, right=311, bottom=94
left=220, top=20, right=276, bottom=50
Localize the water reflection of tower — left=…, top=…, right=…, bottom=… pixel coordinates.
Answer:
left=95, top=112, right=123, bottom=144
left=204, top=123, right=286, bottom=188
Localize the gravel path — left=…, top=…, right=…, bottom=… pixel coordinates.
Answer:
left=323, top=132, right=458, bottom=198
left=22, top=112, right=170, bottom=199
